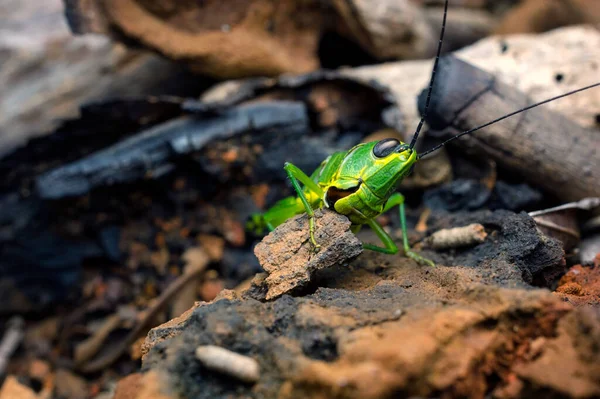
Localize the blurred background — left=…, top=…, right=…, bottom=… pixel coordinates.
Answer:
left=0, top=0, right=599, bottom=398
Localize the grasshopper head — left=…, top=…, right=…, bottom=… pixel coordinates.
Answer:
left=325, top=138, right=418, bottom=209
left=356, top=138, right=417, bottom=198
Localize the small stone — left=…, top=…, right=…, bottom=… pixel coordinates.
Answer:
left=0, top=376, right=37, bottom=399
left=254, top=209, right=363, bottom=300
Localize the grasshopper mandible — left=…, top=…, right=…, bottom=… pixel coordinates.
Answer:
left=247, top=0, right=600, bottom=266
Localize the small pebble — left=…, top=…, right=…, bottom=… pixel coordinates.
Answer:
left=195, top=345, right=260, bottom=383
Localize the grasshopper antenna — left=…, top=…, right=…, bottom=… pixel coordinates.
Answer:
left=418, top=82, right=600, bottom=159
left=409, top=0, right=449, bottom=150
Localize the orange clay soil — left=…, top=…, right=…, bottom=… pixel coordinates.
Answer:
left=554, top=254, right=600, bottom=307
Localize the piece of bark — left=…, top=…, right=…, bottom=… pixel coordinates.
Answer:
left=0, top=0, right=203, bottom=158
left=494, top=0, right=600, bottom=35
left=424, top=6, right=496, bottom=52
left=65, top=0, right=442, bottom=78
left=343, top=25, right=600, bottom=138
left=64, top=0, right=333, bottom=78
left=254, top=209, right=363, bottom=300
left=35, top=101, right=309, bottom=199
left=417, top=55, right=600, bottom=202
left=330, top=0, right=436, bottom=60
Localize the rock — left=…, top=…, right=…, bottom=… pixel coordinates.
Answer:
left=423, top=179, right=491, bottom=211
left=141, top=301, right=204, bottom=361
left=114, top=373, right=143, bottom=399
left=254, top=209, right=363, bottom=300
left=511, top=307, right=600, bottom=398
left=423, top=179, right=543, bottom=212
left=138, top=248, right=600, bottom=398
left=424, top=209, right=565, bottom=287
left=114, top=371, right=175, bottom=399
left=0, top=376, right=37, bottom=399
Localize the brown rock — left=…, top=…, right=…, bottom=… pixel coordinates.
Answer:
left=283, top=287, right=573, bottom=399
left=512, top=307, right=600, bottom=398
left=114, top=371, right=175, bottom=399
left=494, top=0, right=600, bottom=35
left=139, top=246, right=600, bottom=398
left=254, top=209, right=363, bottom=300
left=0, top=376, right=37, bottom=399
left=113, top=373, right=143, bottom=399
left=141, top=301, right=204, bottom=360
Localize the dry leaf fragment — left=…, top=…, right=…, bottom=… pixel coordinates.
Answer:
left=529, top=198, right=600, bottom=251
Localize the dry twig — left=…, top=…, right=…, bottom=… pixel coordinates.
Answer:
left=0, top=317, right=24, bottom=376
left=78, top=250, right=209, bottom=373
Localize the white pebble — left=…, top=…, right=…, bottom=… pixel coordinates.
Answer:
left=195, top=345, right=260, bottom=383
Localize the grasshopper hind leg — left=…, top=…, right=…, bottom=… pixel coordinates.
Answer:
left=246, top=196, right=304, bottom=236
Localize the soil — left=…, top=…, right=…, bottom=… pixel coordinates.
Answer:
left=137, top=246, right=599, bottom=399
left=134, top=211, right=599, bottom=399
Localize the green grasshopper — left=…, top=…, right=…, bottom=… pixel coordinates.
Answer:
left=247, top=0, right=600, bottom=266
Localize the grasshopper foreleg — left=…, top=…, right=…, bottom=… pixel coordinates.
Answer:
left=283, top=162, right=324, bottom=250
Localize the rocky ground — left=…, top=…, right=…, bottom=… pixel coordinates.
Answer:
left=113, top=211, right=600, bottom=399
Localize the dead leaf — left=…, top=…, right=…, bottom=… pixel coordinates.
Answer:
left=529, top=198, right=600, bottom=251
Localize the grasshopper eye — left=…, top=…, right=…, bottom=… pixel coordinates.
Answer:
left=373, top=138, right=400, bottom=158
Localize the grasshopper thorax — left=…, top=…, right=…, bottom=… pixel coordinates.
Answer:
left=323, top=139, right=417, bottom=217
